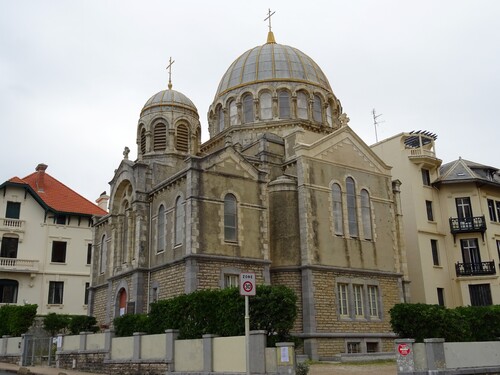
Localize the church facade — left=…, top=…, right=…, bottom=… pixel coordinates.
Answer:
left=89, top=30, right=409, bottom=359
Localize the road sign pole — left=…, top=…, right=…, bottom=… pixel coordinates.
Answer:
left=245, top=294, right=250, bottom=375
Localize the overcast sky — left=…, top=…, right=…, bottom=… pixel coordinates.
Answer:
left=1, top=1, right=499, bottom=203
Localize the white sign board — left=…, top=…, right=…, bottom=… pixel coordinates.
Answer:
left=239, top=272, right=256, bottom=296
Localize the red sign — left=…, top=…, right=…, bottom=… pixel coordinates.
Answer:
left=398, top=343, right=411, bottom=356
left=239, top=273, right=256, bottom=296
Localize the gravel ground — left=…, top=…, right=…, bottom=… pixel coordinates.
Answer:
left=309, top=361, right=397, bottom=375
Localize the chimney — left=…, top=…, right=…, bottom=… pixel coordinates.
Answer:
left=96, top=191, right=109, bottom=212
left=35, top=163, right=48, bottom=192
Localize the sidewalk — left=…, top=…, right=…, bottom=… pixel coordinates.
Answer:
left=0, top=362, right=102, bottom=375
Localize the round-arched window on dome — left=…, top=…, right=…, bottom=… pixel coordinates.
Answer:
left=278, top=90, right=291, bottom=119
left=313, top=95, right=322, bottom=123
left=260, top=92, right=272, bottom=120
left=229, top=100, right=238, bottom=126
left=297, top=92, right=309, bottom=120
left=218, top=106, right=225, bottom=132
left=326, top=104, right=333, bottom=127
left=242, top=94, right=254, bottom=124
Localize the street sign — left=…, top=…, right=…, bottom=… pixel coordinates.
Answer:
left=239, top=272, right=256, bottom=296
left=398, top=343, right=411, bottom=356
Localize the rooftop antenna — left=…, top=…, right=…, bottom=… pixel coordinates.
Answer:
left=372, top=108, right=384, bottom=142
left=166, top=56, right=175, bottom=90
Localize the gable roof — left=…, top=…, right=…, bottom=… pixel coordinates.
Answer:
left=1, top=165, right=106, bottom=217
left=436, top=157, right=500, bottom=187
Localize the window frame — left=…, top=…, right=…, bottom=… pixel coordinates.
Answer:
left=242, top=94, right=254, bottom=124
left=437, top=287, right=445, bottom=306
left=5, top=201, right=21, bottom=219
left=224, top=194, right=238, bottom=242
left=468, top=283, right=492, bottom=306
left=312, top=94, right=322, bottom=122
left=367, top=285, right=380, bottom=318
left=86, top=243, right=92, bottom=265
left=0, top=279, right=18, bottom=304
left=51, top=241, right=67, bottom=263
left=157, top=205, right=166, bottom=253
left=296, top=91, right=308, bottom=119
left=259, top=92, right=272, bottom=120
left=332, top=183, right=343, bottom=236
left=487, top=199, right=497, bottom=222
left=48, top=281, right=64, bottom=305
left=421, top=169, right=431, bottom=186
left=360, top=189, right=372, bottom=240
left=175, top=196, right=185, bottom=246
left=425, top=200, right=434, bottom=221
left=431, top=239, right=440, bottom=266
left=346, top=177, right=358, bottom=237
left=0, top=235, right=19, bottom=258
left=278, top=90, right=291, bottom=119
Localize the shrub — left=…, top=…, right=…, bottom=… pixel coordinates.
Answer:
left=0, top=304, right=38, bottom=336
left=113, top=314, right=149, bottom=337
left=43, top=313, right=71, bottom=336
left=69, top=315, right=99, bottom=335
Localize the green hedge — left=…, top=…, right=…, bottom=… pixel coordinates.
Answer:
left=42, top=313, right=99, bottom=336
left=0, top=304, right=38, bottom=336
left=390, top=303, right=500, bottom=342
left=114, top=285, right=298, bottom=346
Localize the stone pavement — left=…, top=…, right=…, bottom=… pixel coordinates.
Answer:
left=0, top=362, right=102, bottom=375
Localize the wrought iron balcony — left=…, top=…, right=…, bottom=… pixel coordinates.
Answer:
left=0, top=257, right=39, bottom=273
left=449, top=216, right=486, bottom=241
left=455, top=261, right=496, bottom=277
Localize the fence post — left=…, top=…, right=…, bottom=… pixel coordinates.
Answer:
left=165, top=329, right=179, bottom=372
left=1, top=336, right=10, bottom=355
left=104, top=329, right=114, bottom=360
left=250, top=330, right=267, bottom=374
left=20, top=334, right=32, bottom=366
left=133, top=332, right=145, bottom=361
left=395, top=339, right=415, bottom=374
left=202, top=334, right=217, bottom=372
left=276, top=342, right=295, bottom=375
left=424, top=338, right=445, bottom=371
left=79, top=332, right=88, bottom=351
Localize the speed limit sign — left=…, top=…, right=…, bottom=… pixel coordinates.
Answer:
left=239, top=273, right=256, bottom=296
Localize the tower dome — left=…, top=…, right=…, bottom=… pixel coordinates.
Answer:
left=141, top=88, right=198, bottom=117
left=207, top=32, right=343, bottom=140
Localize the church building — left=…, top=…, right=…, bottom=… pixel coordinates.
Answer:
left=89, top=27, right=409, bottom=359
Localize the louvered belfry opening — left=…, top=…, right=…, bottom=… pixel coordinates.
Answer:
left=140, top=128, right=146, bottom=154
left=176, top=124, right=189, bottom=152
left=154, top=123, right=167, bottom=151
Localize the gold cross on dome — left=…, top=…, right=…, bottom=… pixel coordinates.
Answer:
left=166, top=56, right=175, bottom=90
left=264, top=9, right=275, bottom=32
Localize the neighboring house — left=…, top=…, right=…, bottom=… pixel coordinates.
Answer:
left=372, top=132, right=500, bottom=307
left=89, top=29, right=409, bottom=361
left=0, top=163, right=107, bottom=315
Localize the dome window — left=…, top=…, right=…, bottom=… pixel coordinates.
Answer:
left=229, top=100, right=238, bottom=126
left=313, top=95, right=323, bottom=123
left=176, top=124, right=189, bottom=153
left=297, top=92, right=308, bottom=120
left=278, top=90, right=291, bottom=119
left=326, top=104, right=333, bottom=127
left=140, top=128, right=146, bottom=154
left=218, top=106, right=225, bottom=132
left=259, top=92, right=272, bottom=120
left=242, top=94, right=254, bottom=124
left=154, top=123, right=167, bottom=151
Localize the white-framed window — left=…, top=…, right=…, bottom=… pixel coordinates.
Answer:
left=224, top=274, right=239, bottom=288
left=337, top=283, right=349, bottom=317
left=48, top=281, right=64, bottom=305
left=353, top=284, right=364, bottom=317
left=368, top=285, right=379, bottom=317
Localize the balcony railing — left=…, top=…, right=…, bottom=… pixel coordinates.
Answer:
left=0, top=257, right=39, bottom=272
left=449, top=216, right=486, bottom=242
left=455, top=261, right=496, bottom=277
left=0, top=218, right=25, bottom=231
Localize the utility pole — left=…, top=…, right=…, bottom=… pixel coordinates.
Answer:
left=372, top=108, right=384, bottom=142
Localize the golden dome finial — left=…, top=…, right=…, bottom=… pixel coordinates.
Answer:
left=264, top=8, right=276, bottom=44
left=166, top=56, right=175, bottom=90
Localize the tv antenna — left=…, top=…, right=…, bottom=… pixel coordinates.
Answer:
left=372, top=108, right=384, bottom=142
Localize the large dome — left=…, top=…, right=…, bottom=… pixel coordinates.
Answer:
left=214, top=37, right=332, bottom=99
left=141, top=89, right=198, bottom=117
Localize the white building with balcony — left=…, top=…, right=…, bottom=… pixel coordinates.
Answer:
left=0, top=164, right=107, bottom=315
left=372, top=131, right=500, bottom=307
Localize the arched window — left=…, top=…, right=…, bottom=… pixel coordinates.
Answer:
left=346, top=177, right=358, bottom=237
left=121, top=201, right=129, bottom=263
left=157, top=205, right=165, bottom=252
left=218, top=106, right=225, bottom=132
left=176, top=124, right=189, bottom=153
left=224, top=194, right=237, bottom=242
left=361, top=189, right=373, bottom=240
left=278, top=90, right=291, bottom=119
left=153, top=122, right=167, bottom=151
left=313, top=94, right=322, bottom=122
left=259, top=92, right=272, bottom=120
left=175, top=196, right=184, bottom=245
left=0, top=279, right=18, bottom=303
left=229, top=100, right=238, bottom=126
left=332, top=184, right=343, bottom=235
left=100, top=234, right=107, bottom=274
left=297, top=91, right=308, bottom=119
left=242, top=94, right=254, bottom=123
left=140, top=127, right=146, bottom=154
left=326, top=104, right=333, bottom=127
left=118, top=288, right=127, bottom=316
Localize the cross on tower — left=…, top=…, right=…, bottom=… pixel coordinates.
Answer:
left=166, top=56, right=175, bottom=90
left=264, top=8, right=275, bottom=32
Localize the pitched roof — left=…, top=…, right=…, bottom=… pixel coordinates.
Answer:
left=4, top=167, right=107, bottom=216
left=436, top=157, right=500, bottom=186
